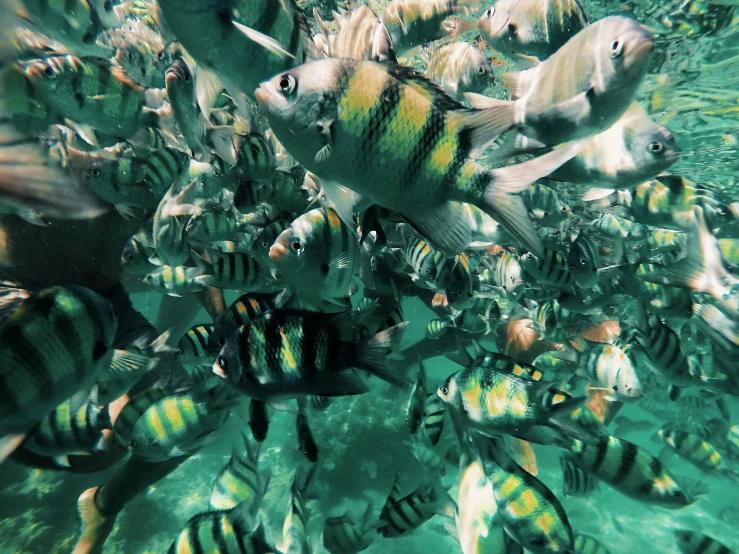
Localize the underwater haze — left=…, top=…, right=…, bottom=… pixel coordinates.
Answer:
left=0, top=0, right=739, bottom=552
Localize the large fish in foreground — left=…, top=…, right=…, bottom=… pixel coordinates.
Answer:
left=256, top=58, right=585, bottom=256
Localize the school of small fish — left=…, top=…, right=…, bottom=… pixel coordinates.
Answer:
left=0, top=0, right=738, bottom=551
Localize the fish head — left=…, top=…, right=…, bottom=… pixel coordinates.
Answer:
left=461, top=50, right=495, bottom=93
left=477, top=2, right=517, bottom=51
left=630, top=123, right=681, bottom=177
left=269, top=225, right=306, bottom=272
left=164, top=57, right=194, bottom=98
left=213, top=331, right=243, bottom=385
left=598, top=16, right=655, bottom=91
left=437, top=374, right=458, bottom=404
left=445, top=257, right=474, bottom=310
left=19, top=56, right=71, bottom=93
left=115, top=44, right=148, bottom=85
left=255, top=60, right=344, bottom=168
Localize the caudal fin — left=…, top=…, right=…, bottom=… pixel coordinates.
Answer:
left=482, top=141, right=585, bottom=256
left=356, top=322, right=410, bottom=387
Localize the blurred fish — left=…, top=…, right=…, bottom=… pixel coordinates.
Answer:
left=378, top=479, right=454, bottom=537
left=478, top=0, right=588, bottom=58
left=567, top=231, right=599, bottom=288
left=521, top=249, right=574, bottom=291
left=323, top=503, right=377, bottom=554
left=0, top=286, right=117, bottom=463
left=406, top=434, right=446, bottom=475
left=176, top=324, right=218, bottom=368
left=331, top=6, right=396, bottom=62
left=521, top=184, right=572, bottom=228
left=279, top=466, right=315, bottom=554
left=142, top=265, right=204, bottom=296
left=574, top=533, right=611, bottom=554
left=121, top=226, right=157, bottom=275
left=674, top=530, right=732, bottom=554
left=210, top=433, right=269, bottom=514
left=423, top=393, right=447, bottom=445
left=381, top=0, right=462, bottom=54
left=560, top=457, right=599, bottom=497
left=467, top=16, right=654, bottom=146
left=214, top=310, right=408, bottom=401
left=248, top=399, right=269, bottom=442
left=210, top=292, right=280, bottom=350
left=406, top=361, right=427, bottom=434
left=425, top=42, right=494, bottom=100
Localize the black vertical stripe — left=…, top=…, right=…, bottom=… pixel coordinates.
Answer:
left=188, top=518, right=205, bottom=554
left=614, top=441, right=637, bottom=484
left=404, top=109, right=446, bottom=190
left=591, top=440, right=609, bottom=473
left=211, top=515, right=228, bottom=552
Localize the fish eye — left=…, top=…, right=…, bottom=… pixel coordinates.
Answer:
left=278, top=74, right=297, bottom=95
left=261, top=240, right=269, bottom=248
left=83, top=30, right=95, bottom=44
left=43, top=65, right=55, bottom=77
left=477, top=66, right=486, bottom=75
left=183, top=71, right=191, bottom=82
left=89, top=167, right=101, bottom=178
left=218, top=338, right=226, bottom=346
left=648, top=141, right=664, bottom=154
left=104, top=0, right=113, bottom=11
left=508, top=23, right=517, bottom=36
left=218, top=357, right=227, bottom=370
left=292, top=241, right=302, bottom=252
left=440, top=385, right=449, bottom=395
left=485, top=7, right=493, bottom=17
left=561, top=206, right=568, bottom=212
left=424, top=268, right=432, bottom=276
left=611, top=39, right=623, bottom=58
left=130, top=440, right=137, bottom=448
left=125, top=253, right=133, bottom=262
left=579, top=257, right=586, bottom=265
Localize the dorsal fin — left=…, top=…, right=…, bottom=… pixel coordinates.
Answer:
left=382, top=63, right=467, bottom=112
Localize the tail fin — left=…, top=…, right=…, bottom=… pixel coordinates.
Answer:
left=482, top=140, right=585, bottom=257
left=548, top=395, right=602, bottom=445
left=355, top=322, right=409, bottom=387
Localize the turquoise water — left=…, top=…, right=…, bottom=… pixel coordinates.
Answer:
left=1, top=0, right=739, bottom=552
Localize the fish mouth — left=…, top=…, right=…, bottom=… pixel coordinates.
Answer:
left=269, top=236, right=288, bottom=262
left=164, top=64, right=186, bottom=84
left=255, top=84, right=270, bottom=105
left=630, top=34, right=655, bottom=60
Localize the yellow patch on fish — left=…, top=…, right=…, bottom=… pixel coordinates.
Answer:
left=535, top=511, right=555, bottom=535
left=176, top=527, right=192, bottom=554
left=220, top=515, right=233, bottom=537
left=279, top=327, right=298, bottom=369
left=163, top=397, right=185, bottom=432
left=462, top=382, right=482, bottom=414
left=508, top=389, right=528, bottom=418
left=428, top=131, right=456, bottom=174
left=326, top=209, right=342, bottom=229
left=382, top=88, right=431, bottom=158
left=500, top=475, right=519, bottom=497
left=483, top=380, right=509, bottom=417
left=710, top=451, right=721, bottom=464
left=509, top=488, right=537, bottom=517
left=148, top=408, right=167, bottom=440
left=339, top=66, right=389, bottom=137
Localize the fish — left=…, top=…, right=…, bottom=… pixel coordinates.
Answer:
left=406, top=361, right=427, bottom=434
left=520, top=249, right=574, bottom=291
left=438, top=367, right=596, bottom=446
left=380, top=0, right=461, bottom=55
left=657, top=429, right=728, bottom=474
left=520, top=184, right=572, bottom=228
left=176, top=324, right=218, bottom=368
left=279, top=466, right=315, bottom=554
left=560, top=457, right=599, bottom=497
left=550, top=102, right=680, bottom=199
left=478, top=0, right=588, bottom=58
left=209, top=433, right=269, bottom=514
left=156, top=0, right=316, bottom=107
left=210, top=292, right=280, bottom=350
left=270, top=207, right=361, bottom=304
left=121, top=226, right=157, bottom=275
left=296, top=397, right=318, bottom=463
left=574, top=533, right=611, bottom=554
left=331, top=7, right=396, bottom=62
left=477, top=436, right=575, bottom=554
left=234, top=133, right=278, bottom=182
left=213, top=310, right=408, bottom=401
left=256, top=57, right=588, bottom=257
left=193, top=250, right=275, bottom=291
left=567, top=231, right=599, bottom=288
left=129, top=384, right=235, bottom=461
left=468, top=16, right=654, bottom=149
left=406, top=434, right=446, bottom=475
left=550, top=341, right=643, bottom=402
left=562, top=435, right=695, bottom=509
left=378, top=479, right=454, bottom=537
left=0, top=286, right=117, bottom=463
left=423, top=393, right=447, bottom=445
left=165, top=57, right=237, bottom=165
left=19, top=55, right=163, bottom=140
left=674, top=530, right=733, bottom=554
left=167, top=500, right=274, bottom=554
left=322, top=503, right=377, bottom=554
left=425, top=42, right=494, bottom=100
left=142, top=265, right=204, bottom=296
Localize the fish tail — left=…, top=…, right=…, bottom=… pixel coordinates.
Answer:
left=355, top=322, right=409, bottom=388
left=482, top=140, right=584, bottom=256
left=548, top=395, right=602, bottom=445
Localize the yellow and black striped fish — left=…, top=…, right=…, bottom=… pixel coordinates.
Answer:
left=574, top=533, right=611, bottom=554
left=378, top=479, right=452, bottom=538
left=280, top=465, right=315, bottom=554
left=210, top=433, right=268, bottom=513
left=657, top=429, right=726, bottom=473
left=322, top=503, right=376, bottom=554
left=422, top=392, right=446, bottom=445
left=176, top=324, right=218, bottom=367
left=257, top=59, right=585, bottom=256
left=560, top=458, right=599, bottom=497
left=211, top=292, right=279, bottom=350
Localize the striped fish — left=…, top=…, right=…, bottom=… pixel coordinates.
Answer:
left=142, top=265, right=204, bottom=296
left=280, top=466, right=315, bottom=554
left=236, top=133, right=277, bottom=181
left=378, top=480, right=452, bottom=538
left=177, top=324, right=218, bottom=367
left=473, top=350, right=544, bottom=382
left=403, top=237, right=448, bottom=286
left=426, top=42, right=493, bottom=101
left=718, top=238, right=739, bottom=269
left=657, top=430, right=725, bottom=473
left=2, top=64, right=62, bottom=133
left=194, top=251, right=274, bottom=291
left=211, top=293, right=279, bottom=350
left=129, top=385, right=234, bottom=461
left=560, top=458, right=599, bottom=497
left=187, top=210, right=254, bottom=242
left=23, top=398, right=111, bottom=457
left=213, top=310, right=408, bottom=401
left=322, top=503, right=376, bottom=554
left=210, top=433, right=269, bottom=512
left=331, top=6, right=395, bottom=62
left=675, top=530, right=732, bottom=554
left=478, top=0, right=587, bottom=58
left=567, top=231, right=599, bottom=288
left=477, top=251, right=525, bottom=298
left=0, top=287, right=117, bottom=456
left=563, top=435, right=694, bottom=509
left=167, top=502, right=274, bottom=554
left=248, top=399, right=270, bottom=442
left=381, top=0, right=460, bottom=54
left=521, top=249, right=574, bottom=291
left=632, top=309, right=692, bottom=388
left=574, top=533, right=611, bottom=554
left=112, top=386, right=167, bottom=446
left=20, top=55, right=160, bottom=139
left=406, top=434, right=446, bottom=476
left=257, top=59, right=585, bottom=256
left=439, top=253, right=474, bottom=310
left=521, top=184, right=572, bottom=228
left=270, top=207, right=360, bottom=302
left=422, top=393, right=446, bottom=445
left=478, top=437, right=574, bottom=554
left=121, top=227, right=157, bottom=275
left=251, top=219, right=292, bottom=263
